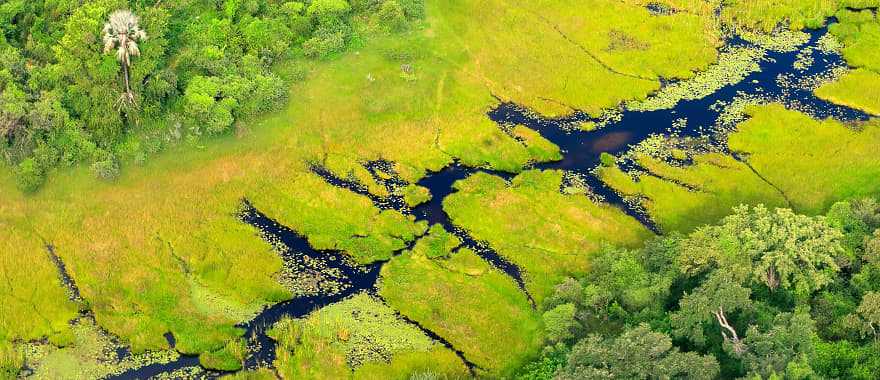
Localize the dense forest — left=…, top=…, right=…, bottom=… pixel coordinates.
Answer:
left=0, top=0, right=422, bottom=192
left=517, top=199, right=880, bottom=379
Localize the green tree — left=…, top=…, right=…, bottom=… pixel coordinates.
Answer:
left=679, top=205, right=843, bottom=297
left=556, top=325, right=719, bottom=380
left=738, top=309, right=816, bottom=378
left=671, top=271, right=752, bottom=350
left=102, top=9, right=148, bottom=106
left=542, top=303, right=580, bottom=345
left=0, top=82, right=28, bottom=160
left=182, top=76, right=237, bottom=134
left=846, top=292, right=880, bottom=340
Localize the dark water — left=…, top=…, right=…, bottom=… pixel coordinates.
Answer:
left=107, top=27, right=871, bottom=379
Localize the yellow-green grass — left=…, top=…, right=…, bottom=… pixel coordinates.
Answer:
left=444, top=170, right=653, bottom=304
left=379, top=231, right=541, bottom=377
left=720, top=0, right=839, bottom=32
left=268, top=293, right=468, bottom=379
left=435, top=0, right=719, bottom=116
left=0, top=219, right=77, bottom=348
left=597, top=153, right=787, bottom=233
left=816, top=69, right=880, bottom=115
left=353, top=348, right=469, bottom=380
left=718, top=0, right=880, bottom=32
left=247, top=171, right=428, bottom=264
left=830, top=7, right=880, bottom=72
left=728, top=103, right=880, bottom=214
left=0, top=0, right=724, bottom=369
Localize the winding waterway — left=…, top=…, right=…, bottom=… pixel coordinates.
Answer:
left=107, top=26, right=871, bottom=378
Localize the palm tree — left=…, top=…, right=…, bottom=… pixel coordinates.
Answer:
left=102, top=10, right=147, bottom=107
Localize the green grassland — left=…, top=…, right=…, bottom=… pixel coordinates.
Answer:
left=816, top=69, right=880, bottom=115
left=379, top=228, right=542, bottom=376
left=444, top=170, right=653, bottom=303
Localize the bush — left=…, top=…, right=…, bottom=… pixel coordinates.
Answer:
left=377, top=1, right=407, bottom=31
left=302, top=27, right=348, bottom=58
left=542, top=303, right=580, bottom=344
left=15, top=158, right=46, bottom=193
left=398, top=0, right=425, bottom=19
left=91, top=152, right=120, bottom=181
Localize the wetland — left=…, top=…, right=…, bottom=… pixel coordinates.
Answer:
left=3, top=0, right=880, bottom=379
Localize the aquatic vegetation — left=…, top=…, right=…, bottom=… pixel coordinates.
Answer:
left=738, top=28, right=811, bottom=52
left=399, top=184, right=432, bottom=207
left=510, top=125, right=563, bottom=163
left=268, top=293, right=465, bottom=379
left=352, top=348, right=469, bottom=379
left=248, top=172, right=428, bottom=264
left=0, top=222, right=77, bottom=349
left=444, top=170, right=652, bottom=303
left=626, top=45, right=764, bottom=111
left=818, top=9, right=880, bottom=115
left=20, top=317, right=180, bottom=379
left=379, top=235, right=541, bottom=376
left=815, top=69, right=880, bottom=115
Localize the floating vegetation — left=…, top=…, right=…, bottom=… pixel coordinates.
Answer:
left=816, top=31, right=843, bottom=53
left=711, top=92, right=773, bottom=129
left=19, top=317, right=180, bottom=379
left=627, top=45, right=765, bottom=111
left=738, top=28, right=811, bottom=52
left=793, top=46, right=815, bottom=71
left=150, top=366, right=206, bottom=380
left=274, top=246, right=352, bottom=298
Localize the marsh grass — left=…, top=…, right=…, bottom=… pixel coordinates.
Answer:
left=379, top=237, right=541, bottom=377
left=816, top=69, right=880, bottom=115
left=444, top=170, right=653, bottom=303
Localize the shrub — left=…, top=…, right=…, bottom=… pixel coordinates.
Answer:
left=15, top=158, right=46, bottom=193
left=377, top=1, right=407, bottom=31
left=91, top=152, right=120, bottom=181
left=542, top=303, right=580, bottom=344
left=302, top=27, right=347, bottom=58
left=398, top=0, right=425, bottom=19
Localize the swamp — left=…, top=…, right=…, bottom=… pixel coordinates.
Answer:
left=2, top=0, right=880, bottom=379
